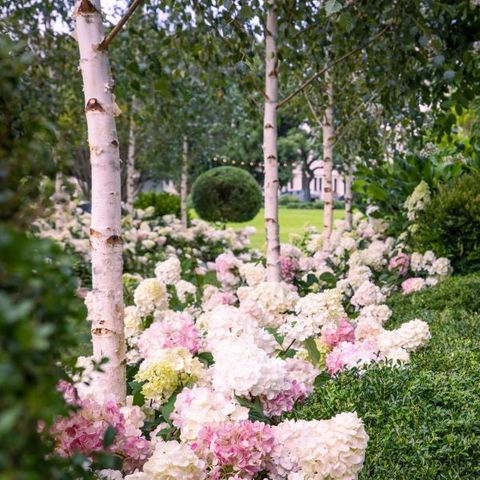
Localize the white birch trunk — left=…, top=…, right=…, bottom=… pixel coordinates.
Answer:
left=263, top=2, right=281, bottom=282
left=322, top=78, right=334, bottom=253
left=180, top=135, right=188, bottom=228
left=54, top=171, right=65, bottom=231
left=345, top=163, right=353, bottom=230
left=73, top=0, right=126, bottom=403
left=126, top=96, right=138, bottom=215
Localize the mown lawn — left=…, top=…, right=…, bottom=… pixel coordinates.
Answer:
left=227, top=208, right=344, bottom=250
left=291, top=273, right=480, bottom=479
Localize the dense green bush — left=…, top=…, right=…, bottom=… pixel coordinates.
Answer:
left=191, top=166, right=262, bottom=222
left=134, top=191, right=181, bottom=219
left=279, top=195, right=300, bottom=205
left=0, top=227, right=93, bottom=479
left=292, top=273, right=480, bottom=479
left=413, top=172, right=480, bottom=273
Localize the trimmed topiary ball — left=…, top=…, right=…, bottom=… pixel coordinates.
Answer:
left=191, top=166, right=262, bottom=222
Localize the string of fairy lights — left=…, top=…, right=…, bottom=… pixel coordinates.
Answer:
left=211, top=156, right=290, bottom=170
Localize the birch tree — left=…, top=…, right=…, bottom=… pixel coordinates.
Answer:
left=263, top=2, right=281, bottom=282
left=180, top=135, right=189, bottom=228
left=126, top=96, right=139, bottom=215
left=73, top=0, right=142, bottom=403
left=321, top=77, right=334, bottom=252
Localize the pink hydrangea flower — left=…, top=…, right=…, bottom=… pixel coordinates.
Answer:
left=50, top=388, right=151, bottom=473
left=260, top=358, right=318, bottom=417
left=321, top=319, right=355, bottom=349
left=261, top=380, right=308, bottom=417
left=215, top=253, right=240, bottom=288
left=401, top=277, right=426, bottom=294
left=326, top=340, right=380, bottom=375
left=192, top=421, right=274, bottom=479
left=388, top=252, right=410, bottom=276
left=280, top=256, right=299, bottom=283
left=138, top=315, right=201, bottom=355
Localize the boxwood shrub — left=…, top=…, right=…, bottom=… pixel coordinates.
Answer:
left=291, top=273, right=480, bottom=479
left=412, top=172, right=480, bottom=274
left=191, top=166, right=262, bottom=222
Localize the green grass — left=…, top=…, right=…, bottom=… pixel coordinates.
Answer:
left=227, top=208, right=344, bottom=250
left=291, top=273, right=480, bottom=479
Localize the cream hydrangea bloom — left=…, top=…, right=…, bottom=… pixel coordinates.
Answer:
left=134, top=278, right=169, bottom=315
left=239, top=262, right=266, bottom=286
left=155, top=256, right=181, bottom=285
left=125, top=440, right=205, bottom=480
left=135, top=347, right=205, bottom=405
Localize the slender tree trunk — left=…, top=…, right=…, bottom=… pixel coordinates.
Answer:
left=345, top=163, right=353, bottom=230
left=263, top=2, right=281, bottom=282
left=180, top=135, right=189, bottom=228
left=301, top=164, right=312, bottom=202
left=126, top=96, right=138, bottom=215
left=54, top=171, right=65, bottom=231
left=74, top=0, right=126, bottom=403
left=322, top=77, right=334, bottom=253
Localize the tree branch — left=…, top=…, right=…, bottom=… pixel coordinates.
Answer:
left=98, top=0, right=143, bottom=51
left=304, top=90, right=322, bottom=126
left=277, top=21, right=393, bottom=109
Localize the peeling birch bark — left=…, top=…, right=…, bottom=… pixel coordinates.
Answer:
left=345, top=163, right=353, bottom=230
left=322, top=77, right=334, bottom=253
left=181, top=135, right=188, bottom=228
left=126, top=96, right=138, bottom=215
left=263, top=2, right=281, bottom=282
left=73, top=0, right=126, bottom=403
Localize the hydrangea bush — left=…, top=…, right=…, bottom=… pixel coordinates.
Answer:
left=45, top=202, right=452, bottom=479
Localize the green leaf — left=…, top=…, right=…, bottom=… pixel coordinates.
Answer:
left=197, top=351, right=214, bottom=366
left=103, top=425, right=116, bottom=448
left=161, top=391, right=178, bottom=421
left=325, top=0, right=343, bottom=16
left=305, top=336, right=320, bottom=364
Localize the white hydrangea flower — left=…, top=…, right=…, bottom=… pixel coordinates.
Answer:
left=124, top=440, right=205, bottom=480
left=270, top=412, right=369, bottom=480
left=351, top=281, right=386, bottom=309
left=211, top=337, right=287, bottom=399
left=377, top=319, right=430, bottom=354
left=171, top=386, right=249, bottom=442
left=198, top=305, right=277, bottom=354
left=431, top=257, right=450, bottom=277
left=155, top=256, right=182, bottom=285
left=356, top=304, right=392, bottom=326
left=175, top=279, right=196, bottom=303
left=239, top=262, right=266, bottom=286
left=134, top=278, right=169, bottom=315
left=239, top=282, right=299, bottom=328
left=124, top=305, right=143, bottom=339
left=404, top=181, right=431, bottom=221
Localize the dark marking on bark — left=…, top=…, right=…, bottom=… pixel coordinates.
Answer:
left=267, top=155, right=277, bottom=161
left=264, top=123, right=274, bottom=129
left=92, top=327, right=113, bottom=335
left=265, top=218, right=277, bottom=224
left=78, top=0, right=99, bottom=14
left=111, top=139, right=119, bottom=147
left=268, top=69, right=278, bottom=78
left=86, top=98, right=105, bottom=112
left=106, top=235, right=123, bottom=246
left=324, top=188, right=332, bottom=193
left=90, top=228, right=102, bottom=237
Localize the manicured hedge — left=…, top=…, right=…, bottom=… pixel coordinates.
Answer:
left=291, top=274, right=480, bottom=479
